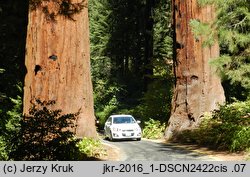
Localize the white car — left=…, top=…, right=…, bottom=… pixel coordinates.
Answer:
left=104, top=115, right=142, bottom=141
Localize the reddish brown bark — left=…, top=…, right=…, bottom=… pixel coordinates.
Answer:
left=23, top=0, right=97, bottom=138
left=165, top=0, right=225, bottom=139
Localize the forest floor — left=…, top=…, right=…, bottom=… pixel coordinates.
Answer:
left=101, top=138, right=249, bottom=161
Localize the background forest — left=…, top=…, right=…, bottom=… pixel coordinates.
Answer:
left=89, top=0, right=173, bottom=127
left=0, top=0, right=249, bottom=160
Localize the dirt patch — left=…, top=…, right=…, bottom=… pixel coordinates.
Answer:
left=101, top=143, right=122, bottom=161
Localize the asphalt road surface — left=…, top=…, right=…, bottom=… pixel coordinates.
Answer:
left=103, top=139, right=214, bottom=161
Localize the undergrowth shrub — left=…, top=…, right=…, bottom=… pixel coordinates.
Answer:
left=10, top=100, right=81, bottom=160
left=0, top=96, right=22, bottom=160
left=143, top=119, right=165, bottom=139
left=10, top=99, right=107, bottom=160
left=77, top=137, right=107, bottom=159
left=176, top=101, right=250, bottom=152
left=0, top=136, right=8, bottom=160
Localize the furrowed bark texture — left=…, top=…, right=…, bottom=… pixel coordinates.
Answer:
left=23, top=0, right=97, bottom=138
left=165, top=0, right=225, bottom=139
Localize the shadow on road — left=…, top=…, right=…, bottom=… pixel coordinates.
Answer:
left=155, top=142, right=209, bottom=159
left=102, top=138, right=214, bottom=161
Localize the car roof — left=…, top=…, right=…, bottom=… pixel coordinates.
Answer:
left=110, top=114, right=133, bottom=118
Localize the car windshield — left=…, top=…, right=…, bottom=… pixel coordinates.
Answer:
left=113, top=117, right=135, bottom=124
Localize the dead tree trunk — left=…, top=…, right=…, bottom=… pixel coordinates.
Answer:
left=23, top=0, right=97, bottom=138
left=165, top=0, right=225, bottom=140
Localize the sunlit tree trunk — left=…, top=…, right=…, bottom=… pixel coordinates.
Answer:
left=23, top=0, right=97, bottom=138
left=165, top=0, right=225, bottom=139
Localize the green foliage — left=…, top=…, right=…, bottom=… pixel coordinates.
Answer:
left=176, top=101, right=250, bottom=152
left=5, top=96, right=22, bottom=133
left=0, top=95, right=22, bottom=160
left=193, top=0, right=250, bottom=99
left=212, top=101, right=250, bottom=151
left=77, top=137, right=107, bottom=158
left=0, top=0, right=28, bottom=160
left=0, top=68, right=5, bottom=73
left=89, top=0, right=173, bottom=127
left=189, top=19, right=215, bottom=47
left=95, top=96, right=119, bottom=127
left=214, top=0, right=250, bottom=93
left=10, top=100, right=81, bottom=160
left=0, top=137, right=8, bottom=160
left=231, top=127, right=250, bottom=152
left=197, top=0, right=215, bottom=7
left=89, top=0, right=120, bottom=127
left=153, top=0, right=173, bottom=61
left=5, top=100, right=106, bottom=161
left=89, top=0, right=111, bottom=64
left=132, top=78, right=172, bottom=123
left=143, top=119, right=166, bottom=139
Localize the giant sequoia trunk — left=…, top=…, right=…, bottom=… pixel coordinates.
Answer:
left=165, top=0, right=225, bottom=139
left=23, top=0, right=97, bottom=138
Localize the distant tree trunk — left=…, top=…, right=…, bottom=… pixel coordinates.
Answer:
left=143, top=0, right=154, bottom=91
left=23, top=0, right=97, bottom=138
left=165, top=0, right=225, bottom=139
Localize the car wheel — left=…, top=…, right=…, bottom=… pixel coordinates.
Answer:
left=104, top=134, right=109, bottom=140
left=136, top=138, right=141, bottom=141
left=103, top=131, right=108, bottom=140
left=109, top=131, right=113, bottom=141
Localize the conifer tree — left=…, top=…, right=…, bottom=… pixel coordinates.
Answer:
left=190, top=0, right=250, bottom=100
left=209, top=0, right=250, bottom=98
left=23, top=0, right=97, bottom=137
left=165, top=0, right=225, bottom=139
left=89, top=0, right=173, bottom=123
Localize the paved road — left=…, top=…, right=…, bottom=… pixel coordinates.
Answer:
left=103, top=139, right=214, bottom=161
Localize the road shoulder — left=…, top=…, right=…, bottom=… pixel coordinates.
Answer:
left=143, top=138, right=249, bottom=161
left=101, top=142, right=123, bottom=161
left=101, top=138, right=249, bottom=161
